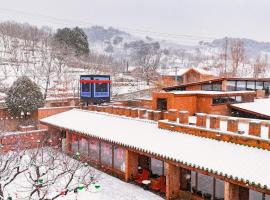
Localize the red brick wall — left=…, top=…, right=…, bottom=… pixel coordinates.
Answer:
left=38, top=106, right=78, bottom=129
left=196, top=96, right=230, bottom=115
left=0, top=129, right=48, bottom=152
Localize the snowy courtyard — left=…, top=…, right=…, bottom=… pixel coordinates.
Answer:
left=3, top=148, right=163, bottom=200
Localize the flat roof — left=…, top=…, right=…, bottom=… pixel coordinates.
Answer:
left=230, top=98, right=270, bottom=119
left=163, top=77, right=270, bottom=91
left=40, top=109, right=270, bottom=188
left=167, top=90, right=255, bottom=96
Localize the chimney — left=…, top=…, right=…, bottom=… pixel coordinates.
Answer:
left=209, top=115, right=220, bottom=129
left=248, top=121, right=261, bottom=137
left=179, top=111, right=189, bottom=124
left=227, top=117, right=239, bottom=133
left=168, top=109, right=177, bottom=122
left=196, top=113, right=207, bottom=127
left=147, top=110, right=154, bottom=120
left=153, top=111, right=162, bottom=121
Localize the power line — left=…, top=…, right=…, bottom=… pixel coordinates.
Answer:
left=0, top=7, right=215, bottom=44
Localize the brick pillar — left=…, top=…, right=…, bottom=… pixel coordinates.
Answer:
left=112, top=106, right=118, bottom=115
left=118, top=107, right=124, bottom=116
left=130, top=108, right=138, bottom=118
left=227, top=117, right=239, bottom=133
left=224, top=182, right=249, bottom=200
left=209, top=115, right=220, bottom=129
left=168, top=109, right=177, bottom=122
left=163, top=111, right=169, bottom=120
left=125, top=150, right=138, bottom=182
left=196, top=113, right=207, bottom=127
left=147, top=110, right=154, bottom=120
left=96, top=106, right=102, bottom=112
left=138, top=109, right=147, bottom=119
left=92, top=105, right=97, bottom=111
left=107, top=106, right=113, bottom=114
left=248, top=121, right=261, bottom=137
left=125, top=107, right=131, bottom=117
left=65, top=130, right=72, bottom=153
left=153, top=111, right=162, bottom=121
left=166, top=162, right=180, bottom=200
left=179, top=111, right=189, bottom=124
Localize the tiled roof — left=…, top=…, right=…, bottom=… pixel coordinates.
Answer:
left=40, top=109, right=270, bottom=189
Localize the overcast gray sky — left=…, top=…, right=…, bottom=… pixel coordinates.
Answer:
left=0, top=0, right=269, bottom=44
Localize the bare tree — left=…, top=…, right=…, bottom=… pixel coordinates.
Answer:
left=253, top=55, right=268, bottom=78
left=219, top=37, right=229, bottom=77
left=19, top=144, right=98, bottom=200
left=230, top=39, right=245, bottom=76
left=0, top=145, right=27, bottom=200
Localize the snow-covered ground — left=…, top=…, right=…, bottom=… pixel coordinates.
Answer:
left=4, top=148, right=163, bottom=200
left=7, top=167, right=163, bottom=200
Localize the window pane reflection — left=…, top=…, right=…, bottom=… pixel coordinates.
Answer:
left=114, top=146, right=125, bottom=172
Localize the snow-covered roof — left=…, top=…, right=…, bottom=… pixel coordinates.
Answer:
left=40, top=109, right=270, bottom=188
left=160, top=67, right=213, bottom=76
left=231, top=98, right=270, bottom=118
left=168, top=90, right=255, bottom=95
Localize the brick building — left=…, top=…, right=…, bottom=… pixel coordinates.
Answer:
left=160, top=67, right=214, bottom=87
left=152, top=90, right=256, bottom=116
left=164, top=77, right=270, bottom=97
left=39, top=107, right=270, bottom=200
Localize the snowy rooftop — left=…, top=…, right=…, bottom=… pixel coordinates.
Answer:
left=40, top=109, right=270, bottom=188
left=231, top=98, right=270, bottom=118
left=159, top=67, right=213, bottom=76
left=167, top=90, right=255, bottom=95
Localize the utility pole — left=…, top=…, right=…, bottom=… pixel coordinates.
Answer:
left=224, top=37, right=228, bottom=76
left=174, top=66, right=179, bottom=85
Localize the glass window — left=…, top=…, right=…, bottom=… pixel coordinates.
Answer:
left=114, top=146, right=125, bottom=172
left=71, top=134, right=79, bottom=153
left=236, top=81, right=246, bottom=91
left=249, top=189, right=262, bottom=200
left=151, top=158, right=163, bottom=176
left=79, top=137, right=88, bottom=156
left=264, top=82, right=270, bottom=89
left=94, top=77, right=110, bottom=97
left=180, top=168, right=191, bottom=192
left=80, top=77, right=91, bottom=98
left=101, top=142, right=112, bottom=167
left=191, top=171, right=197, bottom=191
left=215, top=179, right=224, bottom=199
left=212, top=83, right=222, bottom=91
left=89, top=138, right=100, bottom=162
left=227, top=81, right=236, bottom=91
left=213, top=97, right=228, bottom=105
left=247, top=81, right=255, bottom=90
left=202, top=84, right=212, bottom=91
left=197, top=173, right=213, bottom=198
left=256, top=81, right=264, bottom=90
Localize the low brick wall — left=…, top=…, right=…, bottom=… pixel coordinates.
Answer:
left=158, top=120, right=270, bottom=151
left=0, top=129, right=48, bottom=152
left=38, top=106, right=79, bottom=129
